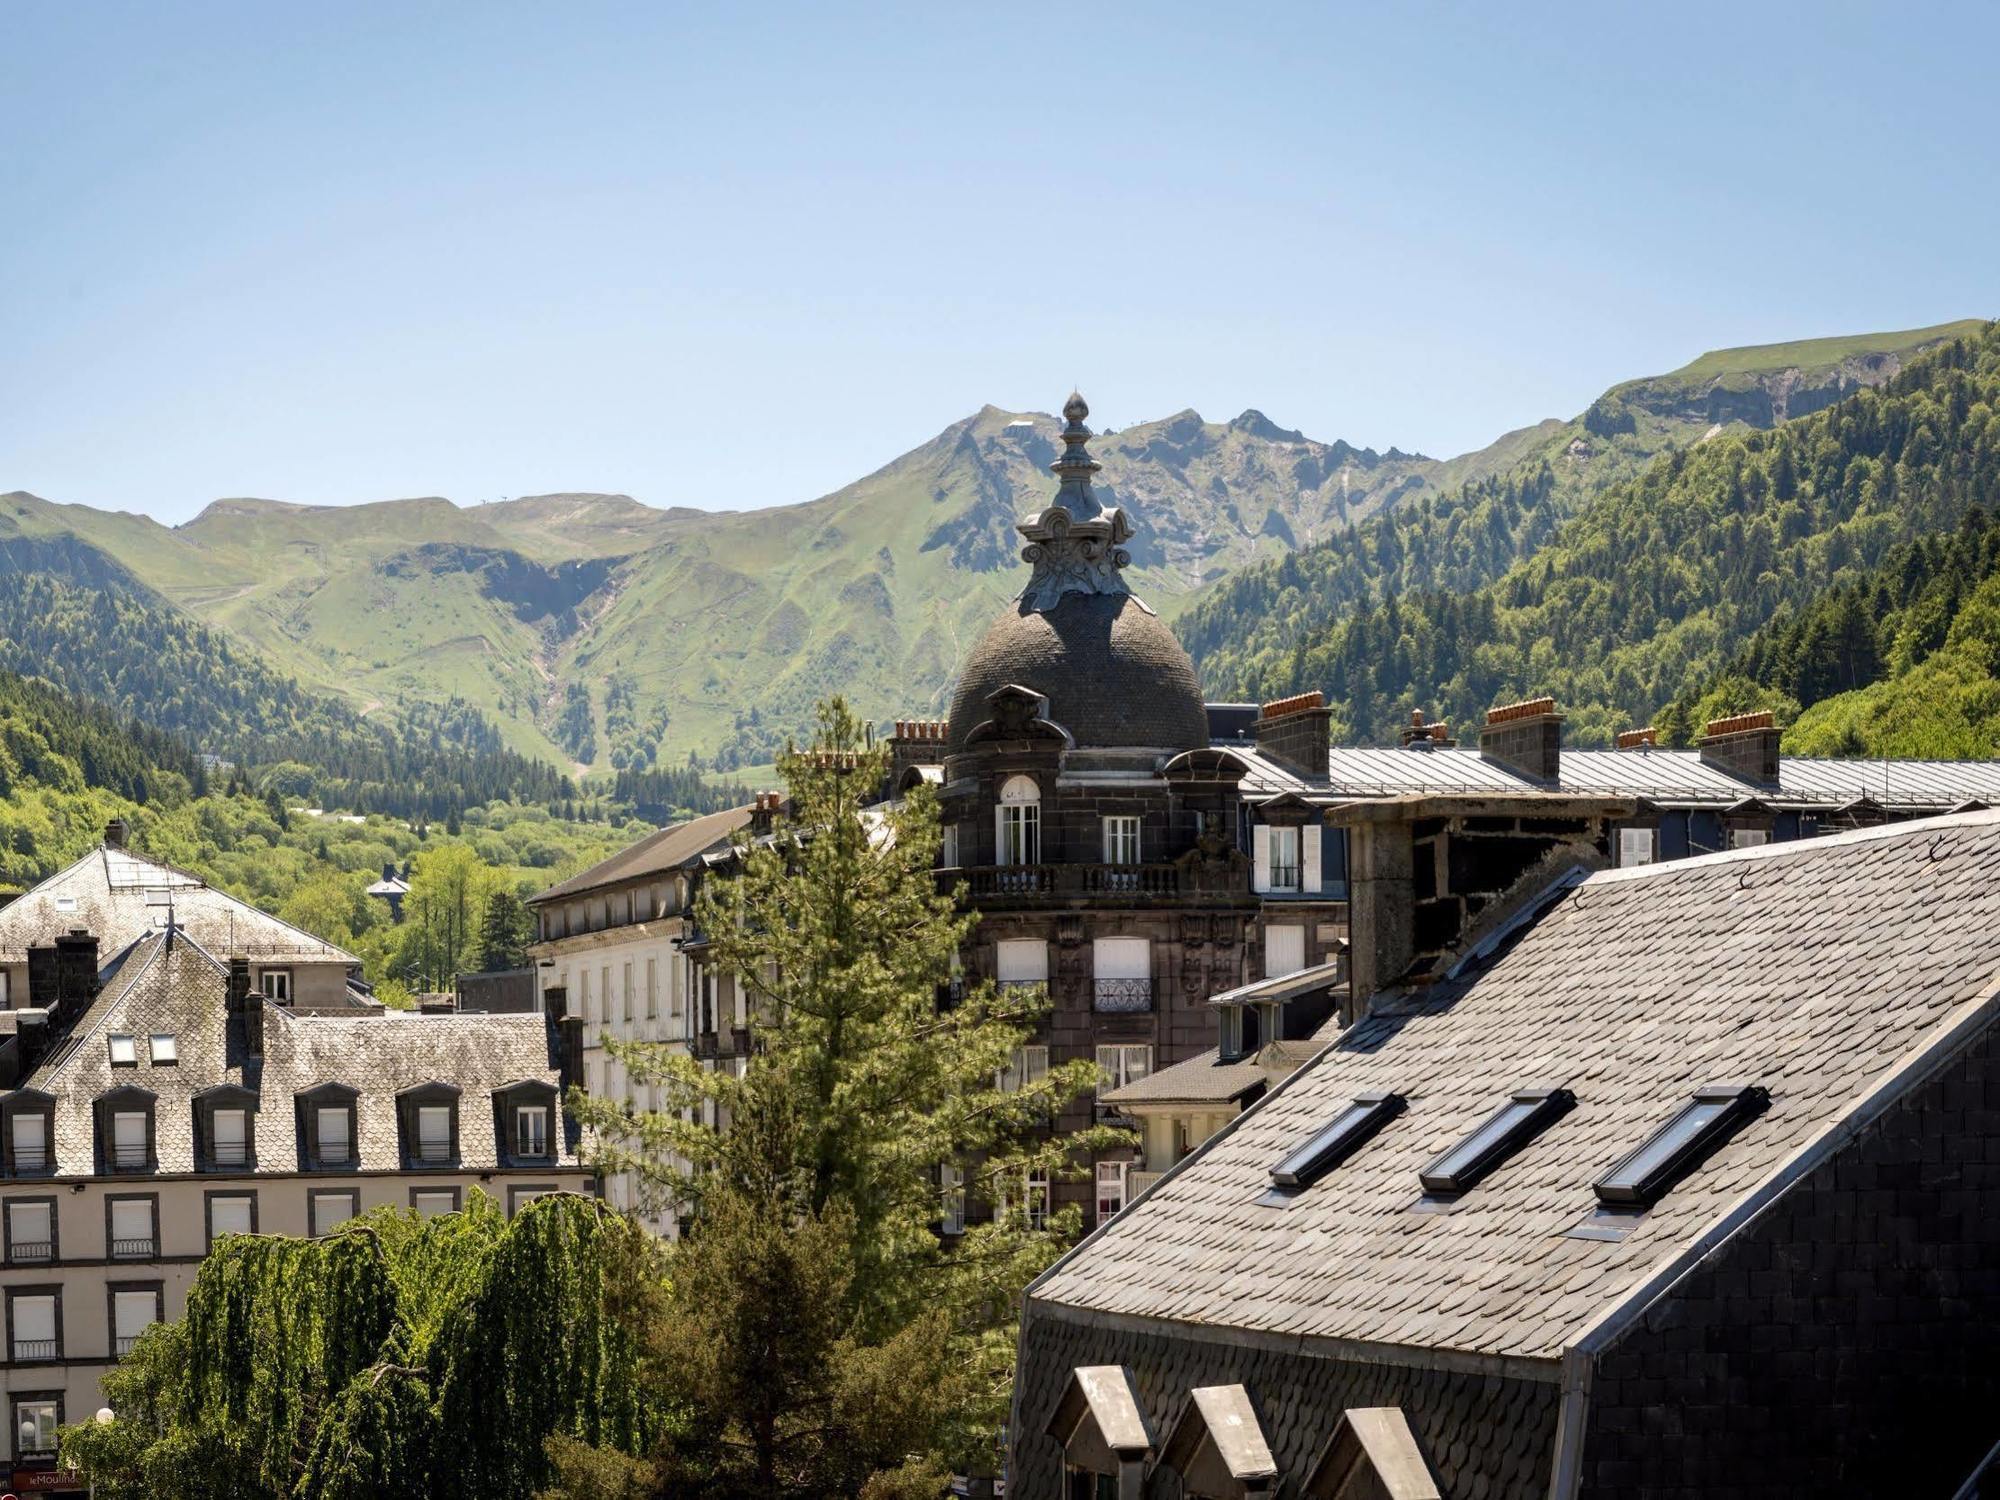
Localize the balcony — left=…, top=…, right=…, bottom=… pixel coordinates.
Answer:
left=8, top=1241, right=52, bottom=1265
left=111, top=1236, right=156, bottom=1260
left=116, top=1334, right=142, bottom=1356
left=1129, top=1169, right=1165, bottom=1197
left=943, top=863, right=1202, bottom=906
left=11, top=1147, right=49, bottom=1174
left=1092, top=978, right=1153, bottom=1014
left=112, top=1144, right=149, bottom=1171
left=12, top=1339, right=57, bottom=1362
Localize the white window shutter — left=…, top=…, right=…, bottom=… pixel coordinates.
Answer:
left=1252, top=824, right=1271, bottom=893
left=1302, top=825, right=1322, bottom=894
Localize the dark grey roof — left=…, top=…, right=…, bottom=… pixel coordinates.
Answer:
left=1032, top=810, right=2000, bottom=1363
left=945, top=592, right=1210, bottom=754
left=1103, top=1046, right=1272, bottom=1107
left=27, top=931, right=574, bottom=1174
left=0, top=847, right=356, bottom=966
left=530, top=804, right=754, bottom=904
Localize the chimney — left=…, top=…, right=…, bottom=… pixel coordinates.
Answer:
left=1697, top=710, right=1780, bottom=786
left=26, top=946, right=56, bottom=1010
left=228, top=958, right=261, bottom=1056
left=1253, top=691, right=1332, bottom=778
left=381, top=861, right=397, bottom=883
left=748, top=791, right=786, bottom=837
left=1399, top=710, right=1455, bottom=750
left=1616, top=727, right=1659, bottom=751
left=888, top=718, right=947, bottom=792
left=104, top=818, right=128, bottom=850
left=1479, top=696, right=1563, bottom=783
left=10, top=1011, right=49, bottom=1078
left=54, top=930, right=99, bottom=1015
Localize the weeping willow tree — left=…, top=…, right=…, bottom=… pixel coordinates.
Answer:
left=62, top=1192, right=667, bottom=1499
left=567, top=698, right=1126, bottom=1496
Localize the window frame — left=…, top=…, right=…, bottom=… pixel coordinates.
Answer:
left=1593, top=1084, right=1770, bottom=1208
left=1218, top=1004, right=1246, bottom=1062
left=204, top=1190, right=259, bottom=1250
left=308, top=1188, right=361, bottom=1237
left=1101, top=814, right=1141, bottom=867
left=106, top=1280, right=163, bottom=1359
left=94, top=1085, right=158, bottom=1175
left=508, top=1183, right=559, bottom=1217
left=259, top=967, right=293, bottom=1003
left=194, top=1083, right=259, bottom=1172
left=395, top=1081, right=462, bottom=1170
left=3, top=1196, right=58, bottom=1268
left=409, top=1186, right=463, bottom=1216
left=104, top=1192, right=159, bottom=1261
left=493, top=1080, right=560, bottom=1166
left=5, top=1285, right=62, bottom=1364
left=1094, top=1044, right=1153, bottom=1100
left=297, top=1083, right=361, bottom=1170
left=1617, top=825, right=1659, bottom=867
left=1268, top=1092, right=1407, bottom=1192
left=148, top=1033, right=179, bottom=1066
left=938, top=1164, right=966, bottom=1236
left=1095, top=1160, right=1129, bottom=1220
left=996, top=1044, right=1050, bottom=1093
left=1268, top=825, right=1302, bottom=891
left=996, top=775, right=1042, bottom=867
left=107, top=1032, right=139, bottom=1067
left=10, top=1390, right=62, bottom=1462
left=1420, top=1085, right=1575, bottom=1196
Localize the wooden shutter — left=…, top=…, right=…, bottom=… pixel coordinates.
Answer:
left=1252, top=824, right=1271, bottom=893
left=1302, top=825, right=1322, bottom=893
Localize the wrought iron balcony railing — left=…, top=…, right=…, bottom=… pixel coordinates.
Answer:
left=12, top=1338, right=57, bottom=1362
left=111, top=1236, right=156, bottom=1260
left=1092, top=978, right=1153, bottom=1014
left=7, top=1240, right=51, bottom=1265
left=943, top=863, right=1193, bottom=903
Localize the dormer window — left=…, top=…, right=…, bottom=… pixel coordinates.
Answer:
left=1268, top=827, right=1301, bottom=891
left=108, top=1034, right=138, bottom=1067
left=2, top=1093, right=56, bottom=1176
left=297, top=1085, right=360, bottom=1169
left=396, top=1083, right=461, bottom=1169
left=1594, top=1084, right=1769, bottom=1208
left=1420, top=1085, right=1574, bottom=1196
left=996, top=776, right=1041, bottom=866
left=260, top=969, right=292, bottom=1003
left=1219, top=1005, right=1246, bottom=1062
left=93, top=1087, right=158, bottom=1174
left=492, top=1081, right=560, bottom=1166
left=194, top=1085, right=259, bottom=1171
left=516, top=1106, right=549, bottom=1159
left=1269, top=1092, right=1406, bottom=1193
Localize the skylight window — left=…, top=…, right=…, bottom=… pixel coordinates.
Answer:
left=107, top=1034, right=137, bottom=1067
left=1593, top=1084, right=1769, bottom=1209
left=1420, top=1085, right=1574, bottom=1196
left=1269, top=1092, right=1404, bottom=1191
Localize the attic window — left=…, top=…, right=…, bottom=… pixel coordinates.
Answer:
left=1594, top=1084, right=1769, bottom=1209
left=1269, top=1092, right=1405, bottom=1192
left=149, top=1034, right=177, bottom=1066
left=53, top=897, right=77, bottom=913
left=107, top=1035, right=137, bottom=1067
left=1420, top=1085, right=1574, bottom=1196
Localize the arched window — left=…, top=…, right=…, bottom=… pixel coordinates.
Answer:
left=996, top=776, right=1041, bottom=867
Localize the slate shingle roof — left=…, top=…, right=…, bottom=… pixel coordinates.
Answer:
left=28, top=931, right=573, bottom=1174
left=0, top=847, right=356, bottom=966
left=1031, top=810, right=2000, bottom=1364
left=529, top=805, right=754, bottom=904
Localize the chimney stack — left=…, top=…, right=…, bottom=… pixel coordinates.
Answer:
left=54, top=930, right=99, bottom=1016
left=1479, top=696, right=1564, bottom=783
left=1616, top=727, right=1659, bottom=751
left=748, top=791, right=786, bottom=837
left=227, top=958, right=262, bottom=1056
left=104, top=818, right=128, bottom=850
left=1399, top=710, right=1455, bottom=750
left=1253, top=691, right=1332, bottom=777
left=888, top=718, right=947, bottom=792
left=1697, top=710, right=1781, bottom=786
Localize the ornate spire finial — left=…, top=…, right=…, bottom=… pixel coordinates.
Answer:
left=1014, top=389, right=1148, bottom=615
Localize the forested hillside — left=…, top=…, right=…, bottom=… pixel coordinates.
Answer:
left=1236, top=322, right=2000, bottom=746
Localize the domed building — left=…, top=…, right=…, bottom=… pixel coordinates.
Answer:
left=889, top=393, right=1354, bottom=1233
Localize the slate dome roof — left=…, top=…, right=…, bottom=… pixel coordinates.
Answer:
left=945, top=591, right=1209, bottom=753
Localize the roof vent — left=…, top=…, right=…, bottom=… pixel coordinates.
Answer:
left=1268, top=1092, right=1405, bottom=1192
left=1593, top=1084, right=1769, bottom=1208
left=1420, top=1084, right=1574, bottom=1195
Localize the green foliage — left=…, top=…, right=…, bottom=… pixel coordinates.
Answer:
left=480, top=887, right=534, bottom=970
left=568, top=698, right=1123, bottom=1493
left=1197, top=323, right=2000, bottom=746
left=63, top=1194, right=665, bottom=1500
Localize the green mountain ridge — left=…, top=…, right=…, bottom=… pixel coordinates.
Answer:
left=5, top=319, right=1980, bottom=773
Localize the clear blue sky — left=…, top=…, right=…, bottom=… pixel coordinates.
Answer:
left=4, top=2, right=1995, bottom=524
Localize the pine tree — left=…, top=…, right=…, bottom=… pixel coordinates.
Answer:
left=479, top=889, right=532, bottom=972
left=566, top=698, right=1122, bottom=1492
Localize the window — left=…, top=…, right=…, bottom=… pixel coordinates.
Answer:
left=996, top=776, right=1042, bottom=866
left=410, top=1188, right=461, bottom=1217
left=1219, top=1005, right=1246, bottom=1061
left=111, top=1286, right=160, bottom=1356
left=580, top=968, right=592, bottom=1023
left=646, top=958, right=658, bottom=1020
left=939, top=1165, right=966, bottom=1235
left=509, top=1185, right=556, bottom=1216
left=1268, top=827, right=1301, bottom=891
left=1095, top=1044, right=1152, bottom=1099
left=516, top=1105, right=551, bottom=1159
left=1025, top=1169, right=1050, bottom=1231
left=416, top=1106, right=453, bottom=1164
left=1095, top=1161, right=1128, bottom=1220
left=940, top=823, right=960, bottom=868
left=108, top=1033, right=138, bottom=1067
left=9, top=1112, right=48, bottom=1173
left=206, top=1193, right=256, bottom=1248
left=1092, top=937, right=1151, bottom=1013
left=1594, top=1085, right=1770, bottom=1208
left=1618, top=827, right=1658, bottom=867
left=623, top=961, right=634, bottom=1023
left=1269, top=1093, right=1406, bottom=1192
left=211, top=1108, right=249, bottom=1168
left=995, top=938, right=1049, bottom=990
left=4, top=1200, right=54, bottom=1266
left=149, top=1033, right=178, bottom=1065
left=260, top=969, right=292, bottom=1003
left=316, top=1106, right=353, bottom=1164
left=112, top=1110, right=148, bottom=1170
left=996, top=1045, right=1049, bottom=1093
left=1729, top=827, right=1770, bottom=850
left=1265, top=923, right=1306, bottom=979
left=600, top=966, right=611, bottom=1026
left=1420, top=1086, right=1575, bottom=1196
left=107, top=1196, right=156, bottom=1259
left=12, top=1394, right=59, bottom=1458
left=1102, top=815, right=1141, bottom=866
left=310, top=1190, right=358, bottom=1236
left=8, top=1291, right=58, bottom=1361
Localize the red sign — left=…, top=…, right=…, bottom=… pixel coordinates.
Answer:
left=9, top=1470, right=85, bottom=1494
